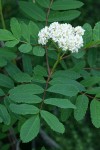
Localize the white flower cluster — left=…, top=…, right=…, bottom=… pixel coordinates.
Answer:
left=38, top=22, right=85, bottom=53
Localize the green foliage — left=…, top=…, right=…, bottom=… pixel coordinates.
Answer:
left=20, top=115, right=40, bottom=143
left=36, top=0, right=50, bottom=8
left=19, top=1, right=46, bottom=21
left=50, top=78, right=85, bottom=91
left=10, top=17, right=21, bottom=39
left=41, top=147, right=46, bottom=150
left=9, top=103, right=39, bottom=115
left=0, top=58, right=7, bottom=67
left=22, top=54, right=33, bottom=75
left=5, top=40, right=19, bottom=47
left=41, top=110, right=65, bottom=134
left=0, top=88, right=5, bottom=96
left=33, top=46, right=45, bottom=56
left=93, top=22, right=100, bottom=41
left=0, top=0, right=100, bottom=149
left=90, top=99, right=100, bottom=128
left=0, top=104, right=11, bottom=125
left=0, top=48, right=16, bottom=60
left=12, top=72, right=32, bottom=83
left=86, top=87, right=100, bottom=95
left=74, top=95, right=89, bottom=121
left=9, top=84, right=43, bottom=103
left=0, top=73, right=14, bottom=88
left=48, top=10, right=81, bottom=22
left=0, top=29, right=15, bottom=41
left=44, top=98, right=76, bottom=109
left=52, top=70, right=81, bottom=79
left=18, top=43, right=32, bottom=53
left=83, top=23, right=92, bottom=45
left=81, top=76, right=100, bottom=87
left=33, top=65, right=47, bottom=77
left=47, top=84, right=79, bottom=97
left=51, top=0, right=84, bottom=10
left=20, top=22, right=30, bottom=42
left=60, top=109, right=72, bottom=122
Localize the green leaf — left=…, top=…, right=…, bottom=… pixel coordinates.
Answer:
left=5, top=40, right=19, bottom=47
left=96, top=93, right=100, bottom=98
left=0, top=88, right=5, bottom=96
left=52, top=70, right=81, bottom=79
left=33, top=65, right=47, bottom=77
left=13, top=72, right=32, bottom=83
left=41, top=147, right=46, bottom=150
left=50, top=78, right=85, bottom=92
left=9, top=84, right=43, bottom=103
left=36, top=0, right=50, bottom=8
left=28, top=21, right=39, bottom=40
left=0, top=117, right=3, bottom=123
left=20, top=115, right=40, bottom=143
left=19, top=1, right=46, bottom=21
left=0, top=104, right=11, bottom=125
left=74, top=95, right=89, bottom=121
left=9, top=104, right=39, bottom=115
left=33, top=46, right=45, bottom=56
left=0, top=57, right=7, bottom=67
left=51, top=0, right=84, bottom=10
left=20, top=22, right=30, bottom=42
left=93, top=22, right=100, bottom=41
left=19, top=43, right=32, bottom=53
left=81, top=76, right=100, bottom=87
left=90, top=99, right=100, bottom=128
left=0, top=29, right=15, bottom=41
left=41, top=110, right=65, bottom=133
left=5, top=62, right=21, bottom=79
left=10, top=17, right=21, bottom=39
left=0, top=73, right=14, bottom=88
left=48, top=50, right=57, bottom=60
left=86, top=87, right=100, bottom=95
left=83, top=23, right=92, bottom=45
left=47, top=84, right=79, bottom=97
left=32, top=75, right=46, bottom=83
left=48, top=10, right=80, bottom=22
left=0, top=48, right=16, bottom=60
left=71, top=50, right=85, bottom=59
left=87, top=48, right=97, bottom=67
left=44, top=98, right=76, bottom=109
left=60, top=109, right=72, bottom=122
left=22, top=54, right=32, bottom=75
left=73, top=60, right=86, bottom=72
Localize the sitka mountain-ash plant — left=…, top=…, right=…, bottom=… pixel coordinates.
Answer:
left=0, top=0, right=100, bottom=150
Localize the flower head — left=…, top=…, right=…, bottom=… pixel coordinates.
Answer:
left=38, top=22, right=85, bottom=53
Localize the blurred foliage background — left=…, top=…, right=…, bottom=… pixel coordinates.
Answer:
left=0, top=0, right=100, bottom=150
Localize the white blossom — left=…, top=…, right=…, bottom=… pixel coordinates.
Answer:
left=38, top=22, right=85, bottom=53
left=38, top=26, right=49, bottom=45
left=74, top=26, right=85, bottom=36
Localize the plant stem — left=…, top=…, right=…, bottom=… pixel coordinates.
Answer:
left=40, top=51, right=61, bottom=110
left=0, top=0, right=6, bottom=29
left=46, top=0, right=54, bottom=26
left=50, top=51, right=61, bottom=74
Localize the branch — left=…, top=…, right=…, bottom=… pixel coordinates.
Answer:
left=40, top=129, right=61, bottom=149
left=80, top=92, right=100, bottom=101
left=45, top=0, right=54, bottom=75
left=8, top=128, right=21, bottom=150
left=46, top=0, right=54, bottom=26
left=45, top=46, right=51, bottom=75
left=0, top=0, right=6, bottom=29
left=62, top=54, right=71, bottom=60
left=40, top=51, right=61, bottom=110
